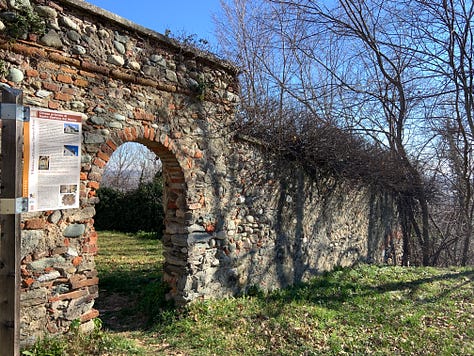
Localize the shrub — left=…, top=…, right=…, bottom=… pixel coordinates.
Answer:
left=95, top=175, right=164, bottom=237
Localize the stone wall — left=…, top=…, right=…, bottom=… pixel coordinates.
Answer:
left=185, top=138, right=400, bottom=299
left=0, top=0, right=400, bottom=346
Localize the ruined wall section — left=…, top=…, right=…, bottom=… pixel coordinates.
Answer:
left=0, top=0, right=239, bottom=345
left=184, top=138, right=401, bottom=299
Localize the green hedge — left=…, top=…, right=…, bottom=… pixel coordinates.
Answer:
left=94, top=176, right=164, bottom=237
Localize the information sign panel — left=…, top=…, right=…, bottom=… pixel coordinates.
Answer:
left=23, top=108, right=83, bottom=212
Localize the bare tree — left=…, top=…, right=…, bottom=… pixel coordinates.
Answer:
left=101, top=142, right=162, bottom=192
left=218, top=0, right=474, bottom=265
left=407, top=0, right=474, bottom=265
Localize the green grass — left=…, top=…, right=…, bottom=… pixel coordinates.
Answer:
left=22, top=231, right=474, bottom=355
left=94, top=230, right=172, bottom=330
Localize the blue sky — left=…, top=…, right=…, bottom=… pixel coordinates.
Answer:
left=85, top=0, right=222, bottom=44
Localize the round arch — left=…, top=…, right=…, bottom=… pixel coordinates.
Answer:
left=86, top=126, right=193, bottom=303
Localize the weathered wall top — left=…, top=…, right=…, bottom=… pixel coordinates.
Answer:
left=57, top=0, right=239, bottom=74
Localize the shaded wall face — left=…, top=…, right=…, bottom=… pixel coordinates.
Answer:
left=185, top=141, right=401, bottom=299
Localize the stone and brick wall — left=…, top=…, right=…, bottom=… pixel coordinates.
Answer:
left=0, top=0, right=401, bottom=346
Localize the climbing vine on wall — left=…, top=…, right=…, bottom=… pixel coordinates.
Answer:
left=0, top=5, right=45, bottom=39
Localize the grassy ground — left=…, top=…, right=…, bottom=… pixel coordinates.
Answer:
left=94, top=230, right=170, bottom=331
left=23, top=231, right=473, bottom=355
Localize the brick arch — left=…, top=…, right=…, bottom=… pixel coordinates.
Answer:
left=87, top=126, right=194, bottom=302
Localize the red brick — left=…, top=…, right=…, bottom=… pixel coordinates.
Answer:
left=8, top=42, right=46, bottom=58
left=57, top=73, right=73, bottom=84
left=105, top=139, right=118, bottom=151
left=88, top=181, right=100, bottom=190
left=93, top=157, right=106, bottom=168
left=144, top=126, right=150, bottom=139
left=48, top=101, right=60, bottom=110
left=43, top=82, right=60, bottom=92
left=118, top=130, right=126, bottom=141
left=80, top=308, right=100, bottom=323
left=170, top=177, right=185, bottom=183
left=194, top=150, right=203, bottom=159
left=23, top=278, right=35, bottom=287
left=69, top=275, right=99, bottom=290
left=97, top=150, right=110, bottom=162
left=110, top=69, right=135, bottom=82
left=136, top=77, right=157, bottom=87
left=72, top=256, right=83, bottom=267
left=123, top=127, right=133, bottom=141
left=74, top=78, right=89, bottom=87
left=78, top=70, right=97, bottom=79
left=47, top=1, right=64, bottom=12
left=60, top=66, right=77, bottom=74
left=54, top=92, right=73, bottom=101
left=88, top=231, right=98, bottom=245
left=205, top=223, right=216, bottom=233
left=49, top=288, right=88, bottom=302
left=49, top=53, right=80, bottom=67
left=26, top=69, right=39, bottom=77
left=133, top=107, right=154, bottom=121
left=131, top=127, right=138, bottom=139
left=149, top=127, right=156, bottom=141
left=24, top=218, right=45, bottom=230
left=80, top=61, right=109, bottom=76
left=21, top=266, right=31, bottom=278
left=100, top=142, right=114, bottom=157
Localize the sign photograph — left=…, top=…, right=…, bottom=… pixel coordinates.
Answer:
left=23, top=108, right=83, bottom=212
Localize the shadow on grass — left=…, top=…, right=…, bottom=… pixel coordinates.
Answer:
left=374, top=269, right=474, bottom=300
left=96, top=268, right=175, bottom=332
left=263, top=266, right=474, bottom=313
left=95, top=232, right=175, bottom=332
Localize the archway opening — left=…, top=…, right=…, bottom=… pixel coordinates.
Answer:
left=92, top=140, right=182, bottom=331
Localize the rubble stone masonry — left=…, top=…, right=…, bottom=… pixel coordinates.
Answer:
left=0, top=0, right=400, bottom=346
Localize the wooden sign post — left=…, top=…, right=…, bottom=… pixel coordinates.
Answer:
left=0, top=87, right=25, bottom=356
